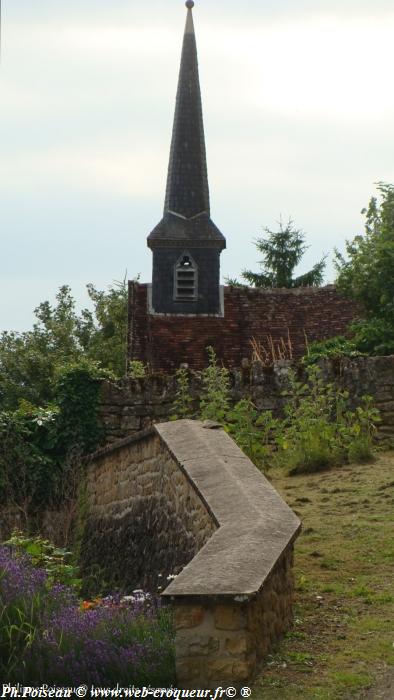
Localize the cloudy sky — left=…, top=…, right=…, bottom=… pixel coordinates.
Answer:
left=1, top=0, right=394, bottom=331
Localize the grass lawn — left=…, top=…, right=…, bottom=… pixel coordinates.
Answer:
left=252, top=450, right=394, bottom=700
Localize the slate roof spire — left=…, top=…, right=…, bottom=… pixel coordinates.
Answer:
left=148, top=1, right=225, bottom=250
left=164, top=0, right=210, bottom=219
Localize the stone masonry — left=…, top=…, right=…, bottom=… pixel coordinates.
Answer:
left=174, top=546, right=295, bottom=686
left=99, top=356, right=394, bottom=444
left=81, top=420, right=301, bottom=687
left=80, top=429, right=216, bottom=594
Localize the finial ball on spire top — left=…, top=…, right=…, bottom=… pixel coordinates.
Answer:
left=185, top=1, right=194, bottom=9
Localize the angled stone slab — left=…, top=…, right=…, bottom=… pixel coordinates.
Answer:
left=155, top=420, right=301, bottom=598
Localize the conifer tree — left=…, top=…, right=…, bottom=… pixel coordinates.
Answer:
left=242, top=220, right=326, bottom=288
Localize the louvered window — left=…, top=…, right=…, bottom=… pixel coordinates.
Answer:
left=174, top=254, right=198, bottom=301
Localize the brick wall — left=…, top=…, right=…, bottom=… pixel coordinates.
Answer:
left=128, top=283, right=359, bottom=372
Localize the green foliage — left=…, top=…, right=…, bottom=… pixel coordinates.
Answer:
left=0, top=360, right=110, bottom=519
left=54, top=359, right=110, bottom=457
left=128, top=360, right=147, bottom=379
left=0, top=280, right=128, bottom=412
left=223, top=277, right=247, bottom=288
left=303, top=336, right=362, bottom=365
left=335, top=183, right=394, bottom=320
left=350, top=318, right=394, bottom=356
left=0, top=409, right=55, bottom=516
left=274, top=366, right=380, bottom=474
left=242, top=220, right=326, bottom=288
left=80, top=279, right=129, bottom=377
left=172, top=351, right=380, bottom=477
left=4, top=531, right=82, bottom=592
left=171, top=368, right=194, bottom=419
left=199, top=347, right=231, bottom=422
left=335, top=182, right=394, bottom=354
left=172, top=355, right=275, bottom=472
left=226, top=399, right=278, bottom=471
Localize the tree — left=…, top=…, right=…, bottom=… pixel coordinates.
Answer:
left=241, top=220, right=326, bottom=288
left=0, top=279, right=128, bottom=411
left=335, top=183, right=394, bottom=354
left=335, top=182, right=394, bottom=321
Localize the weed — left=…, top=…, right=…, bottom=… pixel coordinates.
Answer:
left=128, top=360, right=147, bottom=379
left=199, top=347, right=231, bottom=422
left=274, top=365, right=380, bottom=474
left=171, top=368, right=194, bottom=419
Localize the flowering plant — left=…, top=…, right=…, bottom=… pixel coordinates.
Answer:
left=0, top=546, right=175, bottom=685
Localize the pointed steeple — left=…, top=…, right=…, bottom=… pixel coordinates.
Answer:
left=148, top=1, right=225, bottom=249
left=147, top=2, right=225, bottom=317
left=164, top=1, right=210, bottom=219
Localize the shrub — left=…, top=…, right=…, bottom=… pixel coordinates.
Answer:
left=0, top=409, right=55, bottom=519
left=54, top=358, right=111, bottom=458
left=303, top=336, right=362, bottom=365
left=351, top=318, right=394, bottom=356
left=274, top=366, right=380, bottom=474
left=128, top=360, right=147, bottom=379
left=226, top=399, right=278, bottom=472
left=0, top=358, right=111, bottom=528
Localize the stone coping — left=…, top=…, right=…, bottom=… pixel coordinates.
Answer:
left=158, top=420, right=301, bottom=599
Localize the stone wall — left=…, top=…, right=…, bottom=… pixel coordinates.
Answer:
left=82, top=420, right=301, bottom=687
left=323, top=355, right=394, bottom=442
left=128, top=282, right=359, bottom=373
left=80, top=429, right=216, bottom=594
left=99, top=356, right=394, bottom=444
left=174, top=545, right=295, bottom=686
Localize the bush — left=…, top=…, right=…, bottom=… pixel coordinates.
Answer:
left=351, top=318, right=394, bottom=356
left=274, top=366, right=380, bottom=474
left=226, top=399, right=278, bottom=471
left=304, top=336, right=362, bottom=365
left=0, top=545, right=175, bottom=685
left=0, top=408, right=56, bottom=516
left=128, top=360, right=147, bottom=379
left=0, top=359, right=112, bottom=529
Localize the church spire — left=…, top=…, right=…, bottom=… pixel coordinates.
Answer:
left=147, top=1, right=225, bottom=317
left=164, top=1, right=210, bottom=219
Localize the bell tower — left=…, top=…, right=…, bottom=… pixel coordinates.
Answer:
left=147, top=1, right=226, bottom=315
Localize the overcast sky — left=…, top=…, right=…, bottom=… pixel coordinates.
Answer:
left=1, top=0, right=394, bottom=331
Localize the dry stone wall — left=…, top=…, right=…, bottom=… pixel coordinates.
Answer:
left=99, top=356, right=394, bottom=444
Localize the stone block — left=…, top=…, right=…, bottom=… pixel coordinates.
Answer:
left=206, top=657, right=235, bottom=682
left=178, top=634, right=221, bottom=657
left=232, top=658, right=255, bottom=682
left=175, top=605, right=205, bottom=630
left=215, top=604, right=247, bottom=631
left=175, top=658, right=203, bottom=683
left=225, top=634, right=249, bottom=656
left=120, top=415, right=141, bottom=432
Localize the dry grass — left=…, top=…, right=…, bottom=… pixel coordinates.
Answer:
left=252, top=451, right=394, bottom=699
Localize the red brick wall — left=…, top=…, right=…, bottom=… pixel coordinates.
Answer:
left=128, top=283, right=360, bottom=373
